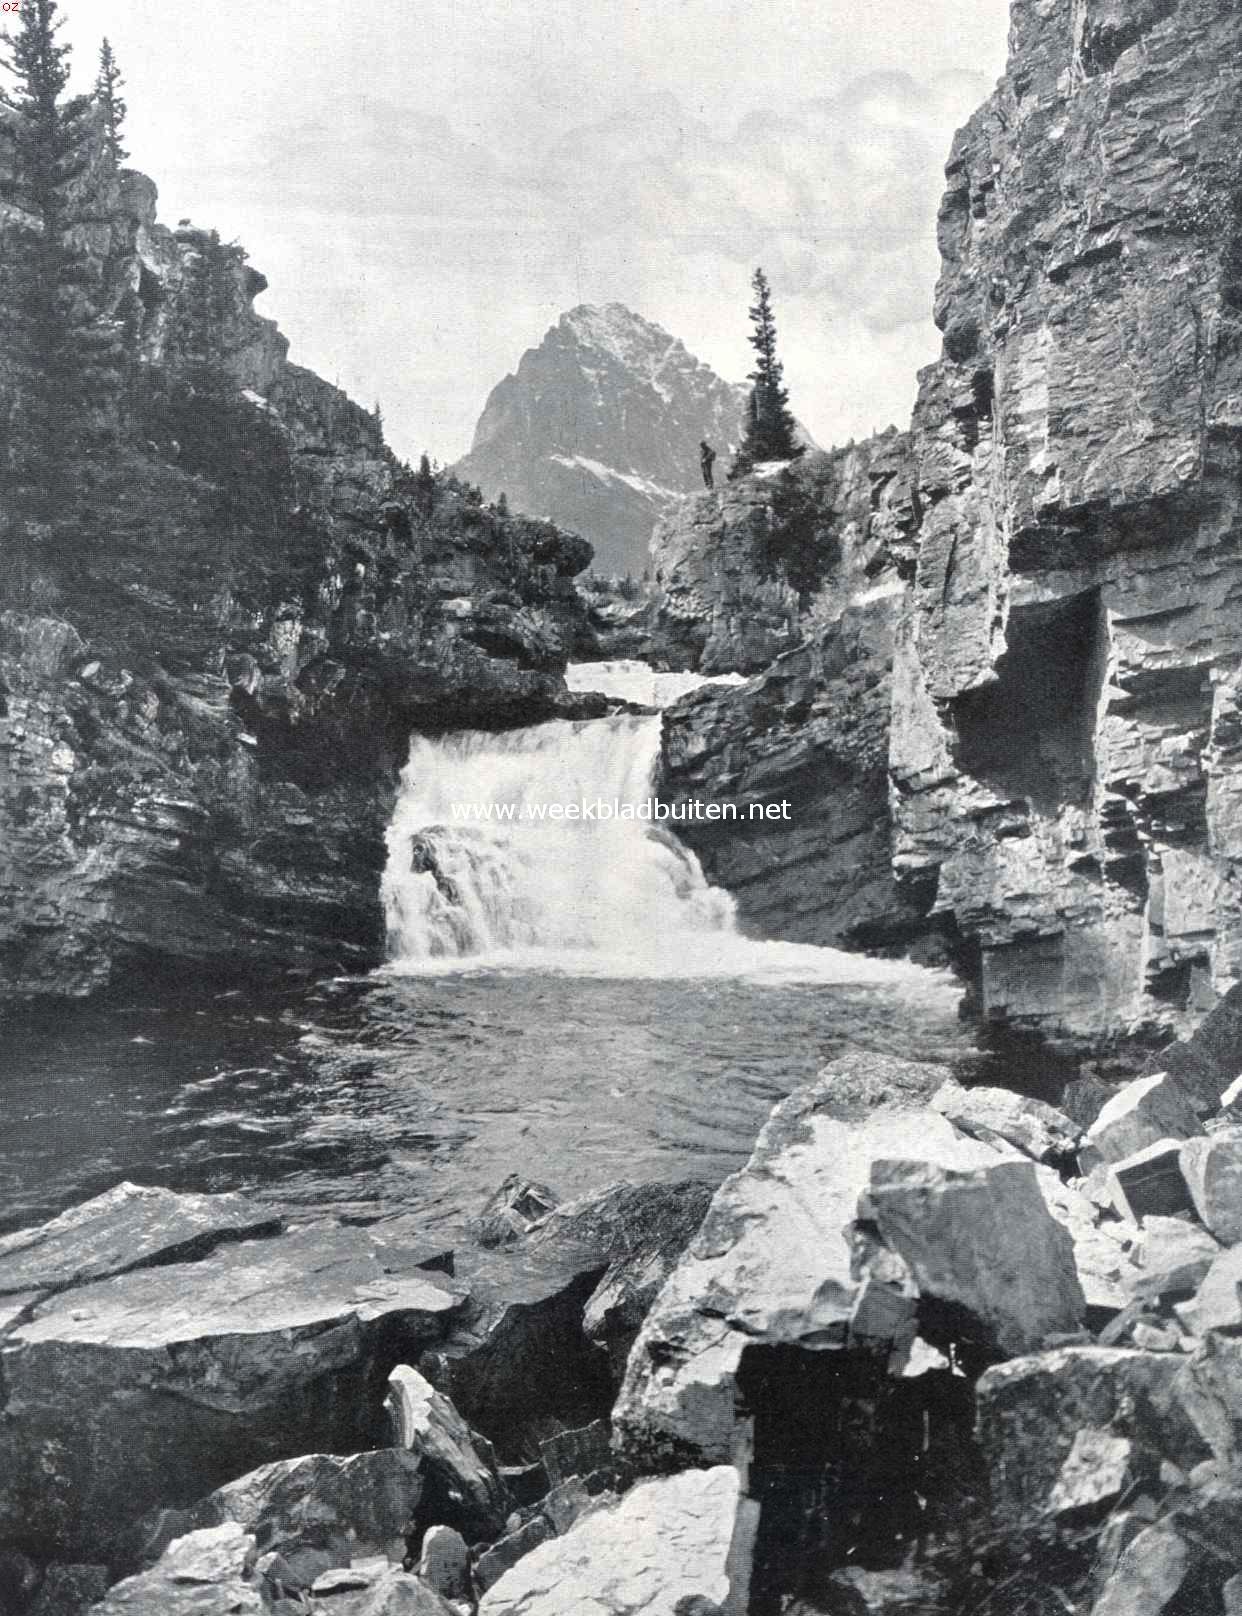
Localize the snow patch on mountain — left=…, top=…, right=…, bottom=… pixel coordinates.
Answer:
left=549, top=454, right=681, bottom=501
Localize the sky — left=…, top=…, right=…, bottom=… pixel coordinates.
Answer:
left=55, top=0, right=1011, bottom=463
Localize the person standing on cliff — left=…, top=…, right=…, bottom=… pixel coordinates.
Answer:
left=699, top=439, right=717, bottom=489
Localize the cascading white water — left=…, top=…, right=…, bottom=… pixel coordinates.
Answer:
left=382, top=659, right=958, bottom=990
left=383, top=712, right=735, bottom=966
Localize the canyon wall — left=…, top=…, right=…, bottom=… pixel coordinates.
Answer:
left=893, top=0, right=1242, bottom=1048
left=660, top=0, right=1242, bottom=1050
left=0, top=166, right=596, bottom=1006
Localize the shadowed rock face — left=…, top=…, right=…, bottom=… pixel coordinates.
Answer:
left=652, top=439, right=927, bottom=951
left=0, top=161, right=598, bottom=1008
left=655, top=0, right=1242, bottom=1052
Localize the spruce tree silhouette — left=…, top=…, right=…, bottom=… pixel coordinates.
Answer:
left=729, top=268, right=803, bottom=480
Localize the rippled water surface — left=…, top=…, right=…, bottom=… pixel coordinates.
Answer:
left=0, top=963, right=974, bottom=1238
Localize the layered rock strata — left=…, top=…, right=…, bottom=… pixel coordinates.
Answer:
left=893, top=0, right=1242, bottom=1047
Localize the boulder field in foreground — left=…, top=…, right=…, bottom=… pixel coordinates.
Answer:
left=608, top=1037, right=1242, bottom=1612
left=5, top=1041, right=1242, bottom=1612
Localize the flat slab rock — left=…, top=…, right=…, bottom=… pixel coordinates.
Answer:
left=613, top=1065, right=1001, bottom=1468
left=9, top=1221, right=462, bottom=1350
left=0, top=1181, right=281, bottom=1297
left=477, top=1465, right=757, bottom=1616
left=0, top=1223, right=464, bottom=1554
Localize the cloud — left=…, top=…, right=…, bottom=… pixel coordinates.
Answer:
left=530, top=70, right=988, bottom=334
left=166, top=67, right=990, bottom=460
left=242, top=66, right=986, bottom=334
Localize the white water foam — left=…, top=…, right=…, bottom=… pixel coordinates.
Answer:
left=563, top=659, right=746, bottom=708
left=382, top=703, right=959, bottom=1000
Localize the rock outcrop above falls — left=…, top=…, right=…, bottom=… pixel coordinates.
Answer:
left=649, top=431, right=915, bottom=676
left=652, top=440, right=929, bottom=949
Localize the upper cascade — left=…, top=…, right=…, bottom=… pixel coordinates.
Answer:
left=452, top=303, right=754, bottom=577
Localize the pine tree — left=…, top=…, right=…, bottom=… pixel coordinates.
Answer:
left=0, top=0, right=124, bottom=479
left=95, top=37, right=127, bottom=166
left=729, top=267, right=803, bottom=480
left=414, top=450, right=437, bottom=511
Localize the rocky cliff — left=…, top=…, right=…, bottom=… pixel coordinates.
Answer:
left=891, top=0, right=1242, bottom=1051
left=452, top=305, right=754, bottom=578
left=659, top=0, right=1242, bottom=1055
left=649, top=430, right=915, bottom=675
left=0, top=166, right=597, bottom=1007
left=654, top=439, right=928, bottom=950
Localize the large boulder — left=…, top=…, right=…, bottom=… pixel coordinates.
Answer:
left=526, top=1179, right=715, bottom=1380
left=314, top=1566, right=458, bottom=1614
left=1125, top=1217, right=1220, bottom=1306
left=384, top=1364, right=508, bottom=1538
left=930, top=1078, right=1080, bottom=1163
left=975, top=1348, right=1207, bottom=1529
left=1180, top=1132, right=1242, bottom=1245
left=1091, top=1483, right=1242, bottom=1616
left=1171, top=1334, right=1242, bottom=1467
left=0, top=1183, right=281, bottom=1300
left=1146, top=983, right=1242, bottom=1115
left=1079, top=1074, right=1204, bottom=1171
left=89, top=1524, right=262, bottom=1616
left=418, top=1240, right=612, bottom=1464
left=613, top=1063, right=1000, bottom=1469
left=866, top=1158, right=1087, bottom=1356
left=162, top=1450, right=426, bottom=1588
left=477, top=1465, right=758, bottom=1616
left=0, top=1224, right=464, bottom=1555
left=1179, top=1244, right=1242, bottom=1336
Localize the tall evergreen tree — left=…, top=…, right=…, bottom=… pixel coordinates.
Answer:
left=95, top=36, right=127, bottom=165
left=1, top=0, right=123, bottom=479
left=729, top=267, right=803, bottom=480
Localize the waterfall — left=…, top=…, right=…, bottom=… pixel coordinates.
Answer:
left=563, top=659, right=746, bottom=707
left=382, top=659, right=957, bottom=991
left=383, top=712, right=735, bottom=967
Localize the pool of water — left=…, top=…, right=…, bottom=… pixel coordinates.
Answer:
left=0, top=962, right=974, bottom=1239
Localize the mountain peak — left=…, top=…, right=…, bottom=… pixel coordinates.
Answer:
left=453, top=306, right=747, bottom=575
left=556, top=304, right=687, bottom=383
